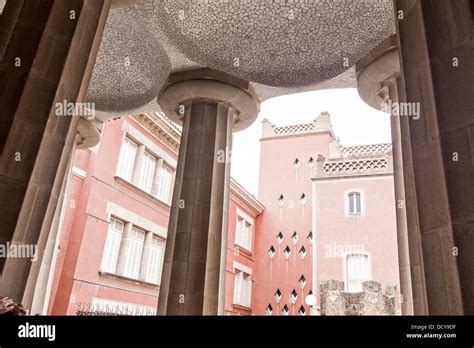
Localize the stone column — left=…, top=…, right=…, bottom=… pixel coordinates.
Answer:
left=356, top=36, right=427, bottom=315
left=0, top=0, right=111, bottom=303
left=217, top=120, right=233, bottom=315
left=25, top=117, right=101, bottom=314
left=24, top=138, right=77, bottom=314
left=157, top=69, right=259, bottom=315
left=395, top=0, right=473, bottom=314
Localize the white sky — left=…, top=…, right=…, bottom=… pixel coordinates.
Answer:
left=231, top=88, right=392, bottom=196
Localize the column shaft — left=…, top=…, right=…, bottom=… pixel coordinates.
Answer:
left=396, top=0, right=473, bottom=314
left=385, top=77, right=415, bottom=315
left=0, top=0, right=111, bottom=303
left=204, top=103, right=232, bottom=315
left=157, top=105, right=191, bottom=315
left=159, top=100, right=232, bottom=315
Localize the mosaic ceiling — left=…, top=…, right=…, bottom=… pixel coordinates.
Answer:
left=87, top=0, right=395, bottom=117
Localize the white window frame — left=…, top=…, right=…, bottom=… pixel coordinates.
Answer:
left=156, top=163, right=174, bottom=204
left=235, top=208, right=254, bottom=252
left=343, top=251, right=372, bottom=292
left=122, top=226, right=146, bottom=279
left=116, top=136, right=138, bottom=182
left=232, top=262, right=252, bottom=308
left=344, top=189, right=364, bottom=216
left=137, top=151, right=157, bottom=193
left=100, top=217, right=125, bottom=274
left=145, top=234, right=166, bottom=285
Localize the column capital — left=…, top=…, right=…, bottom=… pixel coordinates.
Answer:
left=76, top=117, right=102, bottom=149
left=356, top=35, right=401, bottom=111
left=158, top=69, right=260, bottom=132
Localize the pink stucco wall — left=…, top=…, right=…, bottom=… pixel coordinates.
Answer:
left=254, top=128, right=400, bottom=315
left=253, top=131, right=332, bottom=315
left=314, top=176, right=400, bottom=308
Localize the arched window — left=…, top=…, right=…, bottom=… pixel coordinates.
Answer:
left=347, top=192, right=362, bottom=215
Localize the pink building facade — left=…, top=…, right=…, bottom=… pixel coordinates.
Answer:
left=253, top=112, right=400, bottom=315
left=46, top=111, right=399, bottom=316
left=46, top=113, right=263, bottom=316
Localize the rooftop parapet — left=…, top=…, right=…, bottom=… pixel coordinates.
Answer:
left=261, top=111, right=335, bottom=139
left=314, top=151, right=393, bottom=180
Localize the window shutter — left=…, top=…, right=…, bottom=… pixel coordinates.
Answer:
left=123, top=227, right=145, bottom=279
left=101, top=218, right=124, bottom=273
left=117, top=137, right=137, bottom=181
left=146, top=236, right=165, bottom=284
left=233, top=271, right=242, bottom=305
left=157, top=165, right=173, bottom=204
left=138, top=152, right=156, bottom=193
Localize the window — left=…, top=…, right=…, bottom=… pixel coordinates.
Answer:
left=101, top=216, right=166, bottom=283
left=116, top=136, right=175, bottom=203
left=233, top=270, right=252, bottom=307
left=137, top=151, right=156, bottom=193
left=298, top=306, right=306, bottom=316
left=265, top=304, right=273, bottom=316
left=291, top=231, right=298, bottom=244
left=117, top=137, right=137, bottom=181
left=101, top=218, right=124, bottom=273
left=300, top=193, right=307, bottom=206
left=235, top=212, right=253, bottom=252
left=308, top=157, right=315, bottom=168
left=145, top=235, right=165, bottom=284
left=156, top=164, right=173, bottom=204
left=299, top=275, right=306, bottom=289
left=122, top=226, right=145, bottom=279
left=293, top=158, right=300, bottom=169
left=283, top=246, right=291, bottom=259
left=299, top=246, right=307, bottom=259
left=307, top=231, right=313, bottom=244
left=282, top=305, right=289, bottom=316
left=274, top=289, right=282, bottom=303
left=290, top=289, right=298, bottom=303
left=276, top=232, right=284, bottom=245
left=268, top=245, right=276, bottom=259
left=348, top=192, right=362, bottom=214
left=346, top=253, right=371, bottom=292
left=278, top=194, right=285, bottom=207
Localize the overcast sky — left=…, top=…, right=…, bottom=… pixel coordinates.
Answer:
left=231, top=88, right=392, bottom=196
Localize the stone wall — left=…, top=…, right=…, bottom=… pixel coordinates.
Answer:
left=320, top=279, right=396, bottom=315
